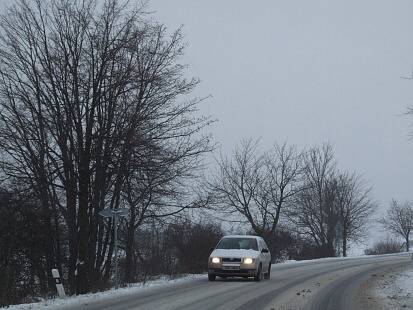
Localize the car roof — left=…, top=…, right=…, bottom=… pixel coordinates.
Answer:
left=221, top=235, right=261, bottom=239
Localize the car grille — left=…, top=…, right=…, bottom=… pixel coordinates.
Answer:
left=212, top=268, right=255, bottom=275
left=222, top=258, right=241, bottom=263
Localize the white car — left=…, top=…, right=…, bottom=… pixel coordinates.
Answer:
left=208, top=235, right=271, bottom=281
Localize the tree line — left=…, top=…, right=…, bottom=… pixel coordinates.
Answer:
left=208, top=140, right=375, bottom=259
left=0, top=0, right=213, bottom=303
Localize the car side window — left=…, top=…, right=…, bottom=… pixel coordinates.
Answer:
left=258, top=239, right=264, bottom=251
left=262, top=240, right=269, bottom=252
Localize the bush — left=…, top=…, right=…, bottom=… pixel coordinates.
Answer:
left=0, top=189, right=55, bottom=307
left=259, top=229, right=327, bottom=262
left=164, top=219, right=223, bottom=274
left=121, top=218, right=223, bottom=283
left=364, top=238, right=403, bottom=255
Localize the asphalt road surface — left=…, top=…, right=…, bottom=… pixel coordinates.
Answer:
left=60, top=253, right=412, bottom=310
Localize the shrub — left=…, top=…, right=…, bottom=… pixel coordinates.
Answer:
left=364, top=238, right=403, bottom=255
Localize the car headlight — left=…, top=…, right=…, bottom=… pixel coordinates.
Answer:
left=211, top=257, right=220, bottom=264
left=243, top=258, right=254, bottom=264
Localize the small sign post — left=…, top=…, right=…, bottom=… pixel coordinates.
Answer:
left=99, top=208, right=129, bottom=289
left=52, top=269, right=66, bottom=298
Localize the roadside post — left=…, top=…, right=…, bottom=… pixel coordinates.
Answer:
left=99, top=208, right=129, bottom=289
left=51, top=269, right=66, bottom=298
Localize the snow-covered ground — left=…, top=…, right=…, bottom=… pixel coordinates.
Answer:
left=0, top=274, right=205, bottom=310
left=280, top=251, right=410, bottom=265
left=371, top=263, right=413, bottom=309
left=2, top=253, right=410, bottom=310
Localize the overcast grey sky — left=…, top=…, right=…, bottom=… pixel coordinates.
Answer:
left=0, top=0, right=412, bottom=212
left=148, top=0, right=413, bottom=210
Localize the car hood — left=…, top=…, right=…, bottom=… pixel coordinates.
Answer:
left=210, top=249, right=260, bottom=259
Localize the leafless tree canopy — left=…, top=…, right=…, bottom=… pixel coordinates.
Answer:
left=212, top=143, right=376, bottom=258
left=209, top=139, right=304, bottom=236
left=334, top=172, right=374, bottom=256
left=288, top=144, right=375, bottom=257
left=0, top=0, right=212, bottom=294
left=209, top=139, right=263, bottom=233
left=259, top=143, right=303, bottom=233
left=288, top=144, right=337, bottom=256
left=379, top=200, right=413, bottom=251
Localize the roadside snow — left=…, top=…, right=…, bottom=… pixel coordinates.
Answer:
left=1, top=274, right=205, bottom=310
left=280, top=251, right=411, bottom=266
left=395, top=268, right=413, bottom=308
left=372, top=263, right=413, bottom=309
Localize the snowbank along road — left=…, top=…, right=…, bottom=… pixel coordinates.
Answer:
left=57, top=253, right=411, bottom=310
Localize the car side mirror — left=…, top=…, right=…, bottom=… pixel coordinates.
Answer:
left=209, top=247, right=214, bottom=252
left=261, top=248, right=269, bottom=253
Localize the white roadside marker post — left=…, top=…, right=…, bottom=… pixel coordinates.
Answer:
left=52, top=269, right=66, bottom=298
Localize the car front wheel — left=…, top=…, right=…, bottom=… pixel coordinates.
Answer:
left=208, top=273, right=216, bottom=281
left=264, top=263, right=271, bottom=280
left=254, top=264, right=262, bottom=282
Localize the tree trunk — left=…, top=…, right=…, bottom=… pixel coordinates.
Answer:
left=342, top=228, right=348, bottom=257
left=76, top=159, right=91, bottom=294
left=342, top=236, right=347, bottom=257
left=124, top=221, right=136, bottom=283
left=66, top=181, right=78, bottom=294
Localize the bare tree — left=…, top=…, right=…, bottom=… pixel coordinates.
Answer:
left=334, top=173, right=375, bottom=256
left=379, top=200, right=413, bottom=251
left=209, top=139, right=263, bottom=234
left=289, top=144, right=375, bottom=257
left=0, top=0, right=212, bottom=294
left=121, top=149, right=212, bottom=283
left=288, top=144, right=337, bottom=256
left=255, top=143, right=303, bottom=234
left=209, top=140, right=303, bottom=236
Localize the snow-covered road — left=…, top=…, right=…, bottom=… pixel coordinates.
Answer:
left=5, top=253, right=412, bottom=310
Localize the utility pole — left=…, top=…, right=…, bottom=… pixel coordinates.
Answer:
left=99, top=208, right=129, bottom=289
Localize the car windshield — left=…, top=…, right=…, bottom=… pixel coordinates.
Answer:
left=216, top=238, right=258, bottom=251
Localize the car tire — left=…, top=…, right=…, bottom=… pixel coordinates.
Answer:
left=208, top=273, right=216, bottom=281
left=264, top=263, right=271, bottom=280
left=254, top=264, right=262, bottom=282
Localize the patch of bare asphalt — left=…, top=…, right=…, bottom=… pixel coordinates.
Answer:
left=263, top=264, right=370, bottom=310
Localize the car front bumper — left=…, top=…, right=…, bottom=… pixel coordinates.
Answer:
left=208, top=267, right=257, bottom=277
